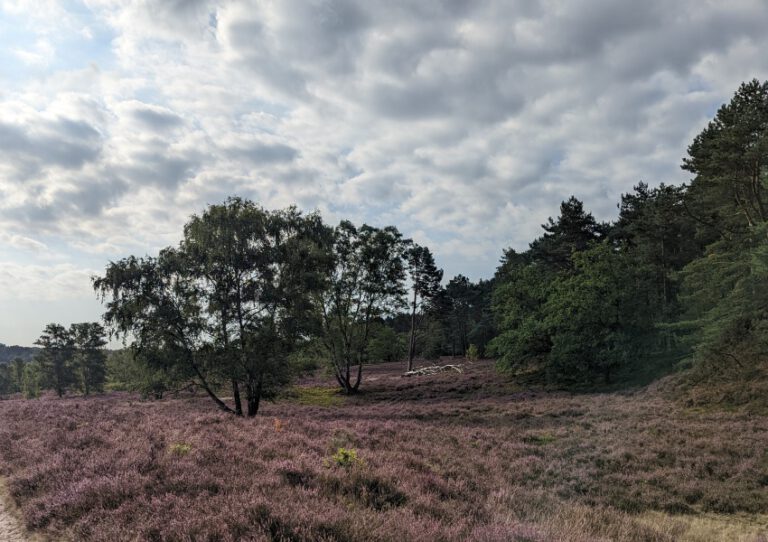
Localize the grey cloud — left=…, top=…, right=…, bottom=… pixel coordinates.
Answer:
left=270, top=0, right=370, bottom=74
left=131, top=107, right=183, bottom=130
left=221, top=18, right=310, bottom=98
left=224, top=141, right=299, bottom=165
left=0, top=117, right=102, bottom=177
left=5, top=177, right=129, bottom=229
left=120, top=150, right=199, bottom=189
left=3, top=0, right=768, bottom=289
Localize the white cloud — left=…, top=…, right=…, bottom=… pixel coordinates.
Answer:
left=0, top=262, right=95, bottom=301
left=2, top=0, right=768, bottom=344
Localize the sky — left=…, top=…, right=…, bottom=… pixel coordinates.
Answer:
left=1, top=0, right=767, bottom=346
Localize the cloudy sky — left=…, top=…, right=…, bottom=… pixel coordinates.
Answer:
left=1, top=0, right=767, bottom=346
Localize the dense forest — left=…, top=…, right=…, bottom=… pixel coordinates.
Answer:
left=2, top=80, right=767, bottom=413
left=490, top=79, right=768, bottom=408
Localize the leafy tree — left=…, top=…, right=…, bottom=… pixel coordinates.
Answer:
left=489, top=259, right=554, bottom=371
left=315, top=221, right=407, bottom=393
left=419, top=318, right=447, bottom=360
left=70, top=322, right=108, bottom=395
left=181, top=198, right=333, bottom=415
left=404, top=244, right=443, bottom=370
left=34, top=323, right=75, bottom=397
left=544, top=243, right=657, bottom=384
left=22, top=361, right=42, bottom=399
left=95, top=198, right=332, bottom=416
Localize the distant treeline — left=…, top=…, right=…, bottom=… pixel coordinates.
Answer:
left=0, top=324, right=108, bottom=398
left=0, top=343, right=39, bottom=363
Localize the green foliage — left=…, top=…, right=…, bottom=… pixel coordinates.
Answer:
left=528, top=196, right=608, bottom=270
left=34, top=323, right=76, bottom=397
left=419, top=318, right=445, bottom=360
left=95, top=197, right=334, bottom=416
left=22, top=361, right=42, bottom=399
left=0, top=358, right=32, bottom=397
left=678, top=229, right=768, bottom=378
left=405, top=244, right=443, bottom=368
left=106, top=349, right=178, bottom=399
left=672, top=80, right=768, bottom=404
left=28, top=322, right=108, bottom=398
left=288, top=386, right=344, bottom=407
left=70, top=322, right=108, bottom=395
left=366, top=324, right=406, bottom=363
left=430, top=274, right=495, bottom=357
left=544, top=243, right=659, bottom=384
left=287, top=340, right=325, bottom=375
left=683, top=79, right=768, bottom=233
left=489, top=260, right=555, bottom=371
left=490, top=79, right=768, bottom=401
left=316, top=220, right=408, bottom=394
left=328, top=447, right=362, bottom=468
left=492, top=207, right=662, bottom=384
left=466, top=344, right=479, bottom=362
left=169, top=443, right=192, bottom=456
left=0, top=363, right=11, bottom=396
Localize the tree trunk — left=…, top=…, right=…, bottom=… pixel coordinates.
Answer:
left=352, top=362, right=363, bottom=392
left=232, top=379, right=243, bottom=416
left=407, top=288, right=417, bottom=372
left=247, top=374, right=263, bottom=417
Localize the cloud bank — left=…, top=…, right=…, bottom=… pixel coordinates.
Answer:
left=1, top=0, right=768, bottom=343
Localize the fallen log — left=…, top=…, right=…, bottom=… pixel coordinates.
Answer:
left=402, top=364, right=464, bottom=377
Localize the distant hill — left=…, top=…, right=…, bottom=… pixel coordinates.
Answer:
left=0, top=343, right=39, bottom=363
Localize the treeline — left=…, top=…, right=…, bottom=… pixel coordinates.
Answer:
left=0, top=343, right=38, bottom=363
left=0, top=323, right=108, bottom=397
left=489, top=79, right=768, bottom=402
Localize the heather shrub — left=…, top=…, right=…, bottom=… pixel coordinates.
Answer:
left=320, top=469, right=407, bottom=511
left=0, top=361, right=766, bottom=541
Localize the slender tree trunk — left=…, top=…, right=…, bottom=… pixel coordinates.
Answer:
left=407, top=288, right=417, bottom=371
left=352, top=361, right=363, bottom=392
left=247, top=373, right=263, bottom=417
left=232, top=379, right=243, bottom=416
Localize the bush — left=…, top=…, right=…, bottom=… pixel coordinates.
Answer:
left=328, top=447, right=362, bottom=468
left=466, top=344, right=480, bottom=362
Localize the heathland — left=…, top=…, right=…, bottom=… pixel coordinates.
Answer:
left=0, top=361, right=767, bottom=542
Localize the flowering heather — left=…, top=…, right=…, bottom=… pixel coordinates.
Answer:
left=0, top=361, right=767, bottom=541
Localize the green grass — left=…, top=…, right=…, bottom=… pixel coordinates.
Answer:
left=287, top=386, right=345, bottom=407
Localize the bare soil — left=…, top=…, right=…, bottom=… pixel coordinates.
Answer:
left=0, top=481, right=26, bottom=542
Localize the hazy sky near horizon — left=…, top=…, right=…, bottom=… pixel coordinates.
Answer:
left=1, top=0, right=767, bottom=346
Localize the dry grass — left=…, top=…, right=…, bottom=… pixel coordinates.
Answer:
left=0, top=360, right=766, bottom=541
